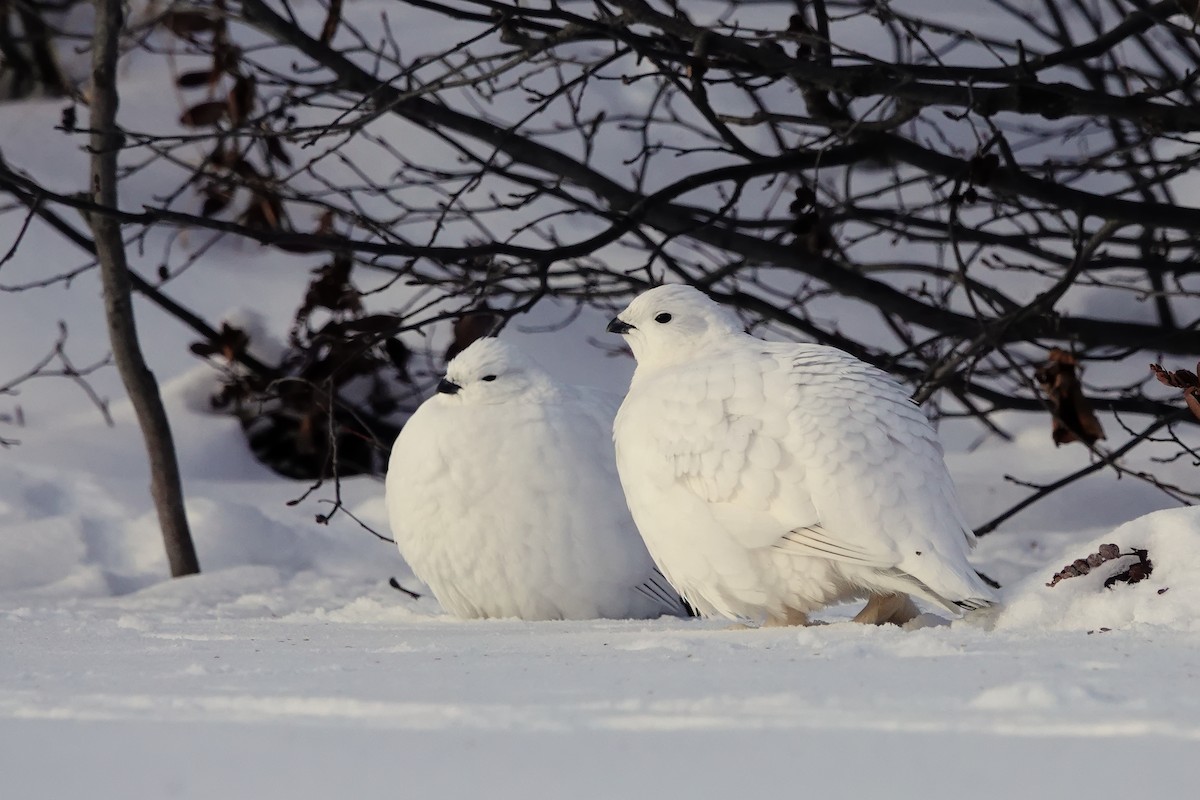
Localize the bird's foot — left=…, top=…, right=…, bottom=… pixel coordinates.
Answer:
left=720, top=609, right=816, bottom=633
left=763, top=607, right=812, bottom=627
left=852, top=592, right=919, bottom=626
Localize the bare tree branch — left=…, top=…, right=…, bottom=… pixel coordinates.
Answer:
left=86, top=0, right=199, bottom=578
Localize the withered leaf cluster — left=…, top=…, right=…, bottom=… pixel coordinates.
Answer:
left=188, top=321, right=248, bottom=363
left=787, top=185, right=834, bottom=255
left=160, top=10, right=223, bottom=38
left=160, top=8, right=296, bottom=233
left=1046, top=542, right=1154, bottom=589
left=163, top=12, right=256, bottom=130
left=957, top=151, right=999, bottom=204
left=189, top=258, right=413, bottom=479
left=1034, top=348, right=1106, bottom=447
left=1150, top=362, right=1200, bottom=421
left=292, top=255, right=364, bottom=337
left=1103, top=548, right=1153, bottom=589
left=445, top=306, right=500, bottom=362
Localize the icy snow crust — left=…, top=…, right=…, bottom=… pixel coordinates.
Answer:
left=2, top=0, right=1199, bottom=796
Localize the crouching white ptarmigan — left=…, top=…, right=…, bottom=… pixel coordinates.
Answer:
left=607, top=284, right=998, bottom=626
left=385, top=337, right=688, bottom=621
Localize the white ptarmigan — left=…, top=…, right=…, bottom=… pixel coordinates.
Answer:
left=385, top=337, right=687, bottom=621
left=607, top=284, right=998, bottom=626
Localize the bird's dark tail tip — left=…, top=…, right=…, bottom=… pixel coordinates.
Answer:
left=954, top=597, right=996, bottom=612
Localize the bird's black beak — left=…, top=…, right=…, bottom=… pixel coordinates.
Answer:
left=607, top=317, right=634, bottom=335
left=437, top=378, right=461, bottom=395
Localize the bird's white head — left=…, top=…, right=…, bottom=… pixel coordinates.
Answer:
left=607, top=284, right=743, bottom=368
left=437, top=338, right=556, bottom=405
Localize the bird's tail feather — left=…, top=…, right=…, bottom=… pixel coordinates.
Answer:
left=881, top=568, right=999, bottom=617
left=637, top=569, right=694, bottom=617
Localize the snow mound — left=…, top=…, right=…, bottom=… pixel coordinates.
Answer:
left=995, top=507, right=1200, bottom=632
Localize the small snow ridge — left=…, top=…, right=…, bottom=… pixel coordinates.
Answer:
left=974, top=681, right=1070, bottom=714
left=995, top=507, right=1200, bottom=632
left=612, top=637, right=690, bottom=653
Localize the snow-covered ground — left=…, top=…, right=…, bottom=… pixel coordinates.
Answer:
left=4, top=341, right=1199, bottom=799
left=3, top=1, right=1200, bottom=797
left=3, top=440, right=1199, bottom=799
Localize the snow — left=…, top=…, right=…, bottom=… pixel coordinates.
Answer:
left=5, top=551, right=1200, bottom=797
left=996, top=508, right=1200, bottom=633
left=2, top=1, right=1200, bottom=796
left=4, top=368, right=1199, bottom=797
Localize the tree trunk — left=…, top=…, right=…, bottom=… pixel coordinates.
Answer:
left=86, top=0, right=199, bottom=577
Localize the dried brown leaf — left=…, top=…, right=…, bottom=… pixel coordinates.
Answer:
left=176, top=69, right=217, bottom=89
left=212, top=38, right=241, bottom=75
left=1150, top=362, right=1200, bottom=388
left=180, top=100, right=228, bottom=127
left=1047, top=543, right=1123, bottom=587
left=208, top=144, right=235, bottom=169
left=265, top=137, right=292, bottom=166
left=228, top=74, right=256, bottom=126
left=315, top=210, right=335, bottom=236
left=1150, top=363, right=1200, bottom=420
left=200, top=184, right=233, bottom=217
left=1186, top=388, right=1200, bottom=422
left=295, top=255, right=362, bottom=324
left=161, top=11, right=223, bottom=37
left=1104, top=548, right=1154, bottom=588
left=1151, top=363, right=1174, bottom=386
left=788, top=186, right=816, bottom=213
left=1176, top=0, right=1200, bottom=21
left=190, top=322, right=248, bottom=363
left=240, top=191, right=284, bottom=232
left=320, top=0, right=344, bottom=45
left=384, top=338, right=411, bottom=382
left=446, top=306, right=499, bottom=362
left=1034, top=348, right=1105, bottom=446
left=786, top=14, right=810, bottom=35
left=230, top=157, right=262, bottom=181
left=189, top=342, right=218, bottom=358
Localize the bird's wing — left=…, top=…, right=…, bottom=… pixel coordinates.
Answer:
left=630, top=350, right=824, bottom=551
left=772, top=524, right=896, bottom=567
left=639, top=343, right=975, bottom=575
left=771, top=345, right=982, bottom=582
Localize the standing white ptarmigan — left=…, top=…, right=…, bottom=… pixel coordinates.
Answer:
left=385, top=337, right=687, bottom=621
left=607, top=284, right=998, bottom=626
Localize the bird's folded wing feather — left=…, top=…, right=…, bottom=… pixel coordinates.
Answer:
left=642, top=353, right=827, bottom=552
left=772, top=524, right=896, bottom=567
left=647, top=345, right=972, bottom=568
left=777, top=346, right=976, bottom=567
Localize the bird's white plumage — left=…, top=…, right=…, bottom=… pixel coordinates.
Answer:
left=386, top=338, right=686, bottom=620
left=610, top=285, right=998, bottom=625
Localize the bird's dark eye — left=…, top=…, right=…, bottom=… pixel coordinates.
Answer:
left=655, top=313, right=673, bottom=324
left=481, top=374, right=497, bottom=382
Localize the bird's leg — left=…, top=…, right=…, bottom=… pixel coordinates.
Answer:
left=763, top=607, right=812, bottom=627
left=852, top=593, right=920, bottom=626
left=725, top=607, right=812, bottom=629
